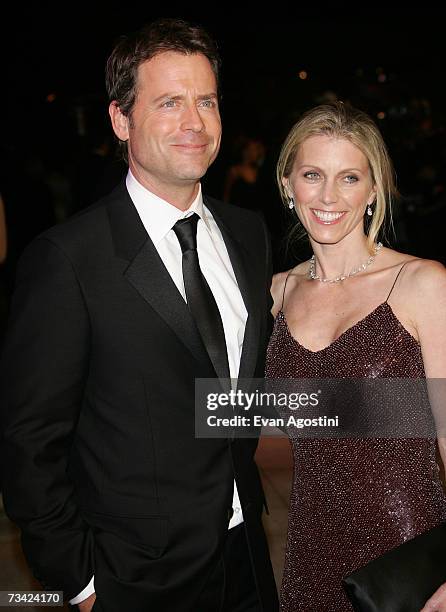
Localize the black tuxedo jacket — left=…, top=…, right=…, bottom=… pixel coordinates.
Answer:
left=1, top=182, right=278, bottom=611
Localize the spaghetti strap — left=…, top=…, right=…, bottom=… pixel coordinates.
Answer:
left=281, top=270, right=294, bottom=311
left=386, top=262, right=409, bottom=302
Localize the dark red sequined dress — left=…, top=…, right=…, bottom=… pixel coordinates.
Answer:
left=266, top=300, right=446, bottom=612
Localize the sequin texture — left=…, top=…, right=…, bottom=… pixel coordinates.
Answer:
left=266, top=302, right=446, bottom=612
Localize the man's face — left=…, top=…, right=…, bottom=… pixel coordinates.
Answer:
left=110, top=51, right=221, bottom=196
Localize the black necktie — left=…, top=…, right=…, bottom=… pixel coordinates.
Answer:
left=173, top=213, right=230, bottom=380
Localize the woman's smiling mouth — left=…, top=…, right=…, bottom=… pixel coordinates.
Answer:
left=311, top=209, right=346, bottom=224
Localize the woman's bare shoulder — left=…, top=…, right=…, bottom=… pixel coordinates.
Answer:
left=402, top=257, right=446, bottom=294
left=386, top=250, right=446, bottom=315
left=384, top=248, right=446, bottom=286
left=271, top=262, right=308, bottom=316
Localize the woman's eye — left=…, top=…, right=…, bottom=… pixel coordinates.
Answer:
left=344, top=175, right=359, bottom=183
left=303, top=172, right=320, bottom=180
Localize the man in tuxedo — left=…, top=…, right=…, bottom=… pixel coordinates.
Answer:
left=0, top=18, right=278, bottom=612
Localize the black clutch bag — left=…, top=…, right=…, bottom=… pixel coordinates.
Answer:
left=342, top=523, right=446, bottom=612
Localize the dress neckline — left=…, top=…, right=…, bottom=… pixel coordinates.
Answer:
left=278, top=301, right=420, bottom=355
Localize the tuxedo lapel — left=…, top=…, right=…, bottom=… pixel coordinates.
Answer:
left=107, top=183, right=211, bottom=371
left=203, top=197, right=261, bottom=381
left=124, top=242, right=212, bottom=370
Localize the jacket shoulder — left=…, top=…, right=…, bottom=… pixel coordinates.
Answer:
left=32, top=183, right=129, bottom=260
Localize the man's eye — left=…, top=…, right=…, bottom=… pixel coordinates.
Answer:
left=162, top=99, right=176, bottom=108
left=200, top=99, right=215, bottom=108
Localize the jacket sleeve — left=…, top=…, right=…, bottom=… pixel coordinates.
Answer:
left=0, top=237, right=94, bottom=600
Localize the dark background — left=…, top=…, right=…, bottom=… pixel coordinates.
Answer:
left=1, top=4, right=445, bottom=313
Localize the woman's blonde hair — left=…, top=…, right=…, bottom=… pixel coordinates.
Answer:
left=276, top=101, right=397, bottom=249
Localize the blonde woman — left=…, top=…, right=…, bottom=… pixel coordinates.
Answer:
left=266, top=102, right=446, bottom=611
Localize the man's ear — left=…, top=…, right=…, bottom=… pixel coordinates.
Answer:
left=109, top=101, right=129, bottom=142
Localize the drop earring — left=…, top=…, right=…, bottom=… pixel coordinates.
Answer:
left=367, top=204, right=373, bottom=216
left=288, top=197, right=295, bottom=210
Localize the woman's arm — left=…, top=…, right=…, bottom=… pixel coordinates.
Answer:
left=410, top=259, right=446, bottom=612
left=410, top=260, right=446, bottom=469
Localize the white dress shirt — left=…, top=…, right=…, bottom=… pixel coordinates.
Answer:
left=70, top=172, right=248, bottom=604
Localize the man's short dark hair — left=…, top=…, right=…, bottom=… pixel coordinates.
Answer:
left=106, top=17, right=221, bottom=118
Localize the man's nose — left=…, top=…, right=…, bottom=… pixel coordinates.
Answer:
left=180, top=104, right=205, bottom=132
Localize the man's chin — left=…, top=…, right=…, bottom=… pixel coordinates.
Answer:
left=175, top=151, right=218, bottom=177
left=175, top=165, right=212, bottom=182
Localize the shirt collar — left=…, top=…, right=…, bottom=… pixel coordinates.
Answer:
left=126, top=170, right=212, bottom=246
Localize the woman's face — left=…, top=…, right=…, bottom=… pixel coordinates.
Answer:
left=284, top=134, right=376, bottom=245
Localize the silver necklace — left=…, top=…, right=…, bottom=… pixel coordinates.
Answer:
left=309, top=242, right=383, bottom=283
